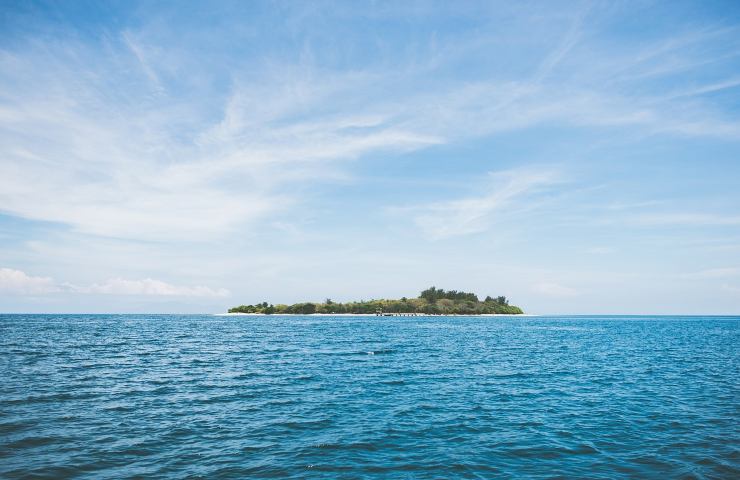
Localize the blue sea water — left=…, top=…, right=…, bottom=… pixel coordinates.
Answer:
left=0, top=314, right=738, bottom=479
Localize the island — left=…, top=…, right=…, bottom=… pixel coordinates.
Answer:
left=228, top=286, right=523, bottom=315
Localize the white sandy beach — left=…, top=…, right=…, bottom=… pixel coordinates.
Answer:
left=214, top=312, right=536, bottom=317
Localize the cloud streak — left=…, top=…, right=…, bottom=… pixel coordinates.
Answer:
left=401, top=168, right=561, bottom=238
left=2, top=9, right=740, bottom=244
left=0, top=267, right=229, bottom=297
left=628, top=213, right=740, bottom=227
left=533, top=282, right=580, bottom=298
left=681, top=268, right=739, bottom=280
left=1, top=2, right=740, bottom=313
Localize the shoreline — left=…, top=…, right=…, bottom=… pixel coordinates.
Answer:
left=214, top=312, right=536, bottom=317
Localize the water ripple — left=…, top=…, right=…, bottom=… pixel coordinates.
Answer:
left=0, top=314, right=738, bottom=478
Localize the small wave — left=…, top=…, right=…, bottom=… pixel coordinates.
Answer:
left=361, top=348, right=395, bottom=356
left=1, top=313, right=736, bottom=479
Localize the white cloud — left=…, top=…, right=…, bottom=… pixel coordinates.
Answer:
left=1, top=5, right=740, bottom=315
left=681, top=268, right=739, bottom=280
left=0, top=43, right=439, bottom=242
left=0, top=268, right=59, bottom=294
left=587, top=246, right=615, bottom=254
left=0, top=267, right=228, bottom=298
left=121, top=31, right=164, bottom=93
left=403, top=168, right=560, bottom=238
left=68, top=278, right=230, bottom=297
left=533, top=282, right=579, bottom=298
left=628, top=213, right=740, bottom=227
left=2, top=17, right=740, bottom=244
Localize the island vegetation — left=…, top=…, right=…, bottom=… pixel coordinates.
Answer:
left=228, top=286, right=523, bottom=315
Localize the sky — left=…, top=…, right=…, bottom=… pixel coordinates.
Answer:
left=1, top=0, right=740, bottom=314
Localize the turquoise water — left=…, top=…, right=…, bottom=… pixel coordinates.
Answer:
left=1, top=314, right=738, bottom=478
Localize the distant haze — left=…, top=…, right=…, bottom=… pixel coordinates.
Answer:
left=1, top=1, right=740, bottom=314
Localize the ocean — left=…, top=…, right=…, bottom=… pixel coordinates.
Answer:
left=1, top=314, right=737, bottom=478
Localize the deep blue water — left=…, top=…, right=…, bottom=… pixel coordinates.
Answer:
left=0, top=314, right=738, bottom=479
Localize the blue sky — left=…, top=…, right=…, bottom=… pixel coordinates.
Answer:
left=1, top=0, right=740, bottom=314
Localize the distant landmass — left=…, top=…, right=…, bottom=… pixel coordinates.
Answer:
left=228, top=286, right=523, bottom=315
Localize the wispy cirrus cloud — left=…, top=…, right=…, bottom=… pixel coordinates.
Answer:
left=397, top=168, right=561, bottom=238
left=2, top=8, right=740, bottom=245
left=2, top=2, right=740, bottom=313
left=586, top=246, right=615, bottom=255
left=680, top=267, right=740, bottom=280
left=0, top=40, right=445, bottom=241
left=532, top=282, right=580, bottom=298
left=0, top=267, right=228, bottom=297
left=67, top=278, right=229, bottom=297
left=626, top=213, right=740, bottom=227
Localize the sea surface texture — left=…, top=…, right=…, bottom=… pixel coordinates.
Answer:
left=1, top=314, right=738, bottom=479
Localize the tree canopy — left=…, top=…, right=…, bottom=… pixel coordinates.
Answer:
left=228, top=287, right=522, bottom=315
